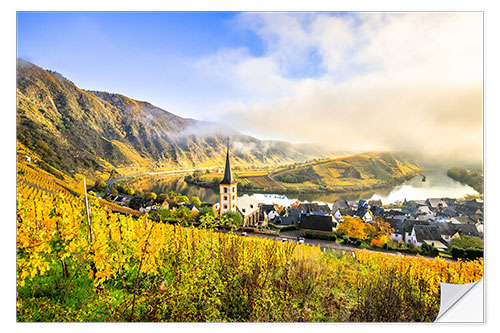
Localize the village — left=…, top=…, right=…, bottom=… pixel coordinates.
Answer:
left=99, top=141, right=484, bottom=259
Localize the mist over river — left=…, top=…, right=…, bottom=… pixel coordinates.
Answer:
left=134, top=169, right=478, bottom=206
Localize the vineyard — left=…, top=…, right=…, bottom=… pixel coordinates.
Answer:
left=16, top=162, right=483, bottom=322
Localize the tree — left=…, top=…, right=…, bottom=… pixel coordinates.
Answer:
left=368, top=217, right=394, bottom=244
left=449, top=236, right=483, bottom=250
left=124, top=187, right=134, bottom=196
left=144, top=192, right=157, bottom=201
left=94, top=180, right=108, bottom=193
left=177, top=195, right=190, bottom=204
left=221, top=211, right=242, bottom=231
left=198, top=214, right=217, bottom=230
left=110, top=187, right=118, bottom=195
left=135, top=189, right=144, bottom=198
left=190, top=196, right=201, bottom=208
left=157, top=193, right=168, bottom=203
left=196, top=206, right=215, bottom=222
left=171, top=205, right=192, bottom=226
left=336, top=216, right=373, bottom=240
left=154, top=208, right=170, bottom=222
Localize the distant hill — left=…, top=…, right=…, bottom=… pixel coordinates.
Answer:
left=271, top=152, right=420, bottom=191
left=188, top=152, right=421, bottom=193
left=16, top=60, right=330, bottom=181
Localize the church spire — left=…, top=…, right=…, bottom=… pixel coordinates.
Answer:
left=220, top=137, right=235, bottom=185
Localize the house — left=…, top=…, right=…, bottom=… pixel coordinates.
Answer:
left=403, top=199, right=427, bottom=208
left=260, top=204, right=276, bottom=221
left=333, top=200, right=352, bottom=215
left=267, top=210, right=280, bottom=223
left=434, top=223, right=483, bottom=244
left=386, top=218, right=405, bottom=242
left=401, top=220, right=430, bottom=244
left=286, top=208, right=301, bottom=224
left=299, top=213, right=337, bottom=236
left=450, top=216, right=476, bottom=225
left=278, top=216, right=295, bottom=226
left=416, top=214, right=435, bottom=222
left=416, top=205, right=432, bottom=215
left=425, top=198, right=449, bottom=211
left=354, top=205, right=373, bottom=222
left=443, top=207, right=457, bottom=217
left=333, top=209, right=343, bottom=223
left=236, top=194, right=261, bottom=227
left=409, top=225, right=446, bottom=249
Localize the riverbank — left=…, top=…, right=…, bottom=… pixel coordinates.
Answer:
left=184, top=172, right=418, bottom=196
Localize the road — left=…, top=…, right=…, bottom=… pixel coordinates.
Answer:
left=232, top=230, right=451, bottom=260
left=104, top=166, right=218, bottom=190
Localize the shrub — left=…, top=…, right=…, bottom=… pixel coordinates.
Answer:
left=464, top=248, right=483, bottom=260
left=450, top=246, right=465, bottom=260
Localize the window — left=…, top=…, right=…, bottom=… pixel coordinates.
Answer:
left=224, top=204, right=227, bottom=209
left=224, top=196, right=227, bottom=201
left=242, top=208, right=246, bottom=213
left=224, top=188, right=228, bottom=193
left=232, top=195, right=235, bottom=200
left=232, top=187, right=235, bottom=192
left=250, top=205, right=253, bottom=209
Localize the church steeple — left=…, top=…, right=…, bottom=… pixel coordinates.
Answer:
left=219, top=137, right=237, bottom=215
left=220, top=137, right=235, bottom=185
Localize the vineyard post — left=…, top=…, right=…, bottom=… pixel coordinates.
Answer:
left=83, top=178, right=94, bottom=245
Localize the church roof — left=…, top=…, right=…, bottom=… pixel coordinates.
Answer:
left=220, top=140, right=236, bottom=185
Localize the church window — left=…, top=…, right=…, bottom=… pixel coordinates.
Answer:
left=224, top=188, right=228, bottom=193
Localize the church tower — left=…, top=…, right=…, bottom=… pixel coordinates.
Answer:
left=219, top=138, right=237, bottom=216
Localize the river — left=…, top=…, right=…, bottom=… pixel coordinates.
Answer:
left=129, top=169, right=478, bottom=206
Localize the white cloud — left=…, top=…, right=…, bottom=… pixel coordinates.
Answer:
left=195, top=12, right=483, bottom=162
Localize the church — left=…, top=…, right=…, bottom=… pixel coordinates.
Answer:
left=217, top=139, right=261, bottom=227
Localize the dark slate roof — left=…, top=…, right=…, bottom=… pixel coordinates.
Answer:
left=298, top=203, right=321, bottom=213
left=355, top=206, right=370, bottom=218
left=299, top=213, right=335, bottom=232
left=261, top=204, right=275, bottom=215
left=443, top=208, right=457, bottom=217
left=358, top=200, right=369, bottom=208
left=318, top=204, right=332, bottom=213
left=280, top=216, right=295, bottom=225
left=426, top=198, right=448, bottom=209
left=220, top=143, right=235, bottom=185
left=402, top=220, right=430, bottom=234
left=386, top=218, right=405, bottom=234
left=414, top=225, right=442, bottom=242
left=455, top=224, right=482, bottom=238
left=433, top=222, right=482, bottom=238
left=453, top=216, right=476, bottom=225
left=373, top=207, right=384, bottom=216
left=333, top=200, right=350, bottom=211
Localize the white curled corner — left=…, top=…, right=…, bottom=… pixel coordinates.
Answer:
left=435, top=278, right=484, bottom=322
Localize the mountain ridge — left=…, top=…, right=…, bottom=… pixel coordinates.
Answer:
left=16, top=60, right=331, bottom=181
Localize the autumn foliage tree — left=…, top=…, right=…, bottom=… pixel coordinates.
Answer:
left=336, top=216, right=373, bottom=240
left=368, top=217, right=394, bottom=245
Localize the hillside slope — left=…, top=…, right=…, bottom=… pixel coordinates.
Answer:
left=16, top=60, right=327, bottom=180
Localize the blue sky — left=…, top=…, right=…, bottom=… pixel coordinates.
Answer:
left=17, top=12, right=483, bottom=160
left=17, top=12, right=268, bottom=119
